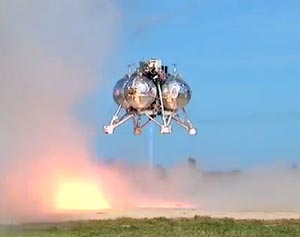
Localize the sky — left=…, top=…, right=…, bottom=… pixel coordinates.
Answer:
left=78, top=0, right=300, bottom=170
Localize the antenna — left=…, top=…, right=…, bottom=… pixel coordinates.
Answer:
left=127, top=64, right=132, bottom=76
left=172, top=63, right=177, bottom=74
left=127, top=63, right=137, bottom=76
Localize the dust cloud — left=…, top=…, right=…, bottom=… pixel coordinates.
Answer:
left=110, top=161, right=300, bottom=212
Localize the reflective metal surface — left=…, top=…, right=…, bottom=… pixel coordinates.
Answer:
left=113, top=76, right=131, bottom=108
left=105, top=58, right=197, bottom=136
left=124, top=75, right=157, bottom=110
left=162, top=76, right=191, bottom=110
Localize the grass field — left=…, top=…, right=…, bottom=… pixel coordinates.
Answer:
left=1, top=216, right=300, bottom=237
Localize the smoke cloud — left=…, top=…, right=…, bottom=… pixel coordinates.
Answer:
left=0, top=0, right=121, bottom=222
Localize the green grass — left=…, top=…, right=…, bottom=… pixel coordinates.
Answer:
left=1, top=216, right=300, bottom=237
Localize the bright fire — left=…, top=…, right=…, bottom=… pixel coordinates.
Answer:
left=55, top=181, right=110, bottom=210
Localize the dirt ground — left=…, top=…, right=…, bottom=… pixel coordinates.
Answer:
left=50, top=208, right=300, bottom=222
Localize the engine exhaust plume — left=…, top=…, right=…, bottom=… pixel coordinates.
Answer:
left=0, top=0, right=121, bottom=223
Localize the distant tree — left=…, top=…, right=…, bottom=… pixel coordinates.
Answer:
left=291, top=164, right=298, bottom=170
left=187, top=157, right=197, bottom=169
left=231, top=169, right=241, bottom=175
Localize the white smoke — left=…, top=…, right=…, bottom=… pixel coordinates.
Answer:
left=0, top=0, right=121, bottom=222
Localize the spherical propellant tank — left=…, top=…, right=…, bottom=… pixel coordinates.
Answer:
left=113, top=76, right=131, bottom=109
left=162, top=75, right=192, bottom=110
left=124, top=74, right=157, bottom=110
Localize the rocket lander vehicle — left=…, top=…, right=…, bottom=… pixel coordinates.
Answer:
left=104, top=58, right=197, bottom=135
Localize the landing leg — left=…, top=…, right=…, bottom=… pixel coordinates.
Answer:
left=171, top=107, right=197, bottom=135
left=104, top=111, right=134, bottom=135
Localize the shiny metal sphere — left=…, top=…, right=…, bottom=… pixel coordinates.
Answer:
left=113, top=76, right=131, bottom=108
left=124, top=75, right=157, bottom=110
left=162, top=76, right=191, bottom=110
